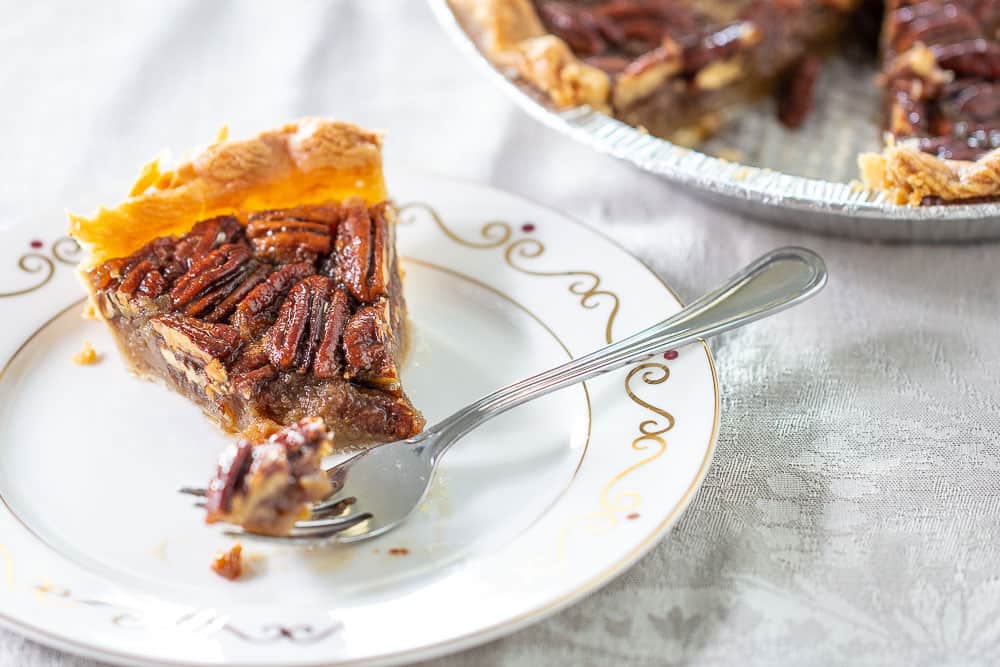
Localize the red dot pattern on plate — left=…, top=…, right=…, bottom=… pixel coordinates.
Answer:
left=29, top=240, right=43, bottom=249
left=626, top=512, right=640, bottom=520
left=664, top=350, right=679, bottom=360
left=521, top=223, right=536, bottom=232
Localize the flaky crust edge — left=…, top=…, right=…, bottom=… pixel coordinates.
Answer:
left=447, top=0, right=610, bottom=111
left=68, top=118, right=387, bottom=267
left=859, top=141, right=1000, bottom=206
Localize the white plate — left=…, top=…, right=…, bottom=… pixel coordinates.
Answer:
left=0, top=174, right=718, bottom=666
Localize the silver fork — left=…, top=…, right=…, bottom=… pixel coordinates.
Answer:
left=182, top=247, right=827, bottom=545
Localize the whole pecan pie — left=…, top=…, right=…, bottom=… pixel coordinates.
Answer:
left=69, top=119, right=425, bottom=446
left=450, top=0, right=1000, bottom=205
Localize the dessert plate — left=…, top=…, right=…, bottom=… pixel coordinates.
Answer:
left=428, top=0, right=1000, bottom=242
left=0, top=173, right=718, bottom=666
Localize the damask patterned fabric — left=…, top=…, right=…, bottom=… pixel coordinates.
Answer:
left=3, top=1, right=999, bottom=665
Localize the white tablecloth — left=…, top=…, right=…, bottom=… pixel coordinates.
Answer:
left=4, top=2, right=1000, bottom=665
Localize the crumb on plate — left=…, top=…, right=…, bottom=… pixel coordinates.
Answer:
left=73, top=341, right=100, bottom=365
left=151, top=539, right=168, bottom=561
left=211, top=543, right=243, bottom=581
left=388, top=548, right=409, bottom=556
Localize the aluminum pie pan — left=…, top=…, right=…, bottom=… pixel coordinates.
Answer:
left=429, top=0, right=1000, bottom=242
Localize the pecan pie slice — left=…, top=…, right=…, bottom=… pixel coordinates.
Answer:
left=69, top=119, right=425, bottom=445
left=205, top=418, right=333, bottom=536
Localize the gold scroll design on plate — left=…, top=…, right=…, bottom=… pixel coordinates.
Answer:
left=398, top=202, right=619, bottom=343
left=0, top=237, right=81, bottom=298
left=397, top=202, right=673, bottom=558
left=503, top=238, right=619, bottom=345
left=555, top=362, right=674, bottom=560
left=0, top=542, right=342, bottom=642
left=398, top=202, right=512, bottom=249
left=0, top=542, right=92, bottom=610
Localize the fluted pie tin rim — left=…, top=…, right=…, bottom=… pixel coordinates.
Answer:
left=429, top=0, right=1000, bottom=243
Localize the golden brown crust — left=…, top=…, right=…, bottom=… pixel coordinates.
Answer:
left=68, top=118, right=387, bottom=267
left=450, top=0, right=546, bottom=50
left=448, top=0, right=610, bottom=110
left=859, top=142, right=1000, bottom=206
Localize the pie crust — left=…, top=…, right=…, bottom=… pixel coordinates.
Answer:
left=70, top=118, right=387, bottom=267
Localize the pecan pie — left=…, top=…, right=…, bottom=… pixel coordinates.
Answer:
left=69, top=119, right=425, bottom=445
left=451, top=0, right=1000, bottom=204
left=859, top=0, right=1000, bottom=204
left=205, top=418, right=333, bottom=536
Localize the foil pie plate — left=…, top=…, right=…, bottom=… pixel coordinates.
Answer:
left=429, top=0, right=1000, bottom=242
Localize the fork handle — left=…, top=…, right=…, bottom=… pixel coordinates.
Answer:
left=428, top=246, right=827, bottom=457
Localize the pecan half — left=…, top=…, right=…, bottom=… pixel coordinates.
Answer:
left=138, top=269, right=168, bottom=297
left=342, top=298, right=400, bottom=394
left=266, top=203, right=344, bottom=224
left=231, top=341, right=278, bottom=398
left=683, top=21, right=761, bottom=74
left=940, top=80, right=1000, bottom=123
left=538, top=2, right=608, bottom=56
left=335, top=203, right=390, bottom=303
left=232, top=364, right=278, bottom=398
left=932, top=39, right=1000, bottom=80
left=120, top=236, right=184, bottom=284
left=87, top=258, right=124, bottom=291
left=101, top=236, right=185, bottom=314
left=265, top=275, right=332, bottom=373
left=170, top=244, right=259, bottom=318
left=105, top=263, right=170, bottom=318
left=887, top=1, right=983, bottom=55
left=204, top=264, right=270, bottom=324
left=174, top=216, right=244, bottom=268
left=247, top=211, right=333, bottom=264
left=204, top=439, right=253, bottom=515
left=313, top=287, right=351, bottom=379
left=778, top=55, right=820, bottom=129
left=150, top=313, right=243, bottom=367
left=118, top=259, right=156, bottom=297
left=615, top=41, right=683, bottom=110
left=539, top=0, right=700, bottom=58
left=230, top=338, right=271, bottom=375
left=888, top=88, right=931, bottom=135
left=232, top=262, right=316, bottom=339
